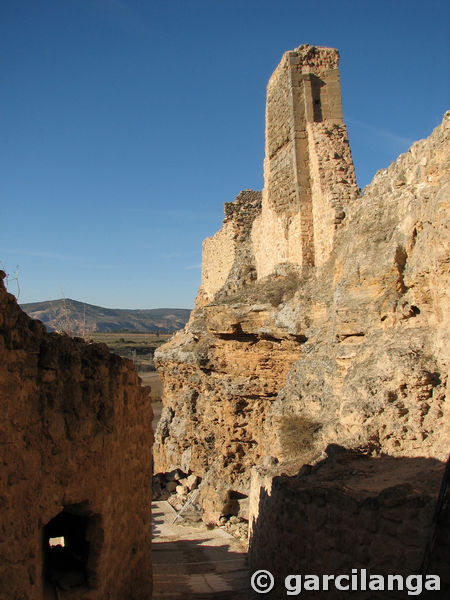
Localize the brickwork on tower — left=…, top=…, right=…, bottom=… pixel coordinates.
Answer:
left=252, top=44, right=359, bottom=279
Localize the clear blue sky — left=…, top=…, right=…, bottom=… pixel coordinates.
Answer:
left=1, top=0, right=448, bottom=309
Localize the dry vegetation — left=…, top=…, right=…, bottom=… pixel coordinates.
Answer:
left=218, top=270, right=300, bottom=307
left=278, top=414, right=321, bottom=457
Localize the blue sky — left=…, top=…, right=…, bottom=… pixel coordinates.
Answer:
left=1, top=0, right=448, bottom=309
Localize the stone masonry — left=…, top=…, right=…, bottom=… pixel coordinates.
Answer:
left=249, top=450, right=449, bottom=599
left=199, top=45, right=359, bottom=302
left=0, top=273, right=153, bottom=600
left=199, top=190, right=262, bottom=305
left=252, top=44, right=359, bottom=278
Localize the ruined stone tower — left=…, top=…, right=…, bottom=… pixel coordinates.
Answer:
left=200, top=45, right=359, bottom=303
left=252, top=44, right=359, bottom=277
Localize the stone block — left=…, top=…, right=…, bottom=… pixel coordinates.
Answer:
left=186, top=474, right=199, bottom=490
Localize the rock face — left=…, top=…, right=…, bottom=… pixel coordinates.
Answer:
left=154, top=40, right=448, bottom=499
left=246, top=109, right=449, bottom=592
left=154, top=43, right=449, bottom=583
left=154, top=45, right=362, bottom=514
left=0, top=273, right=153, bottom=599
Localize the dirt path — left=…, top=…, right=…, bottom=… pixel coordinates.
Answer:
left=152, top=501, right=256, bottom=599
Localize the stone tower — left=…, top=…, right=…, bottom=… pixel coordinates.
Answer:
left=199, top=45, right=360, bottom=304
left=252, top=44, right=359, bottom=277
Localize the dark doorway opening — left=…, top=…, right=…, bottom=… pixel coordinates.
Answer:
left=43, top=506, right=96, bottom=592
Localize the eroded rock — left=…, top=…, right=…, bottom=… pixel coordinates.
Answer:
left=153, top=43, right=449, bottom=575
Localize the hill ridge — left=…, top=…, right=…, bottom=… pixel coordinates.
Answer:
left=21, top=298, right=191, bottom=333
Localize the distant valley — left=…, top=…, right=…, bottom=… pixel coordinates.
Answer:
left=21, top=298, right=191, bottom=333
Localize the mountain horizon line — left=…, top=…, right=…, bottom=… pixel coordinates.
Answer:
left=20, top=298, right=192, bottom=334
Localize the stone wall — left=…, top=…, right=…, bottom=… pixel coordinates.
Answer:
left=252, top=44, right=359, bottom=279
left=249, top=450, right=449, bottom=598
left=308, top=121, right=359, bottom=268
left=265, top=112, right=449, bottom=466
left=199, top=189, right=262, bottom=304
left=199, top=44, right=359, bottom=294
left=0, top=274, right=153, bottom=600
left=247, top=113, right=449, bottom=593
left=200, top=222, right=236, bottom=304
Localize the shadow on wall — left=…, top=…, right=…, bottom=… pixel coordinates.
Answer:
left=249, top=447, right=449, bottom=600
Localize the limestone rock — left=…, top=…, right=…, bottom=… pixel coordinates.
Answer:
left=166, top=481, right=178, bottom=493
left=185, top=473, right=199, bottom=490
left=153, top=42, right=449, bottom=539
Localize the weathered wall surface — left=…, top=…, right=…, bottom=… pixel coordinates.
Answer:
left=200, top=45, right=359, bottom=290
left=252, top=44, right=359, bottom=278
left=0, top=274, right=153, bottom=600
left=153, top=44, right=449, bottom=587
left=200, top=222, right=236, bottom=304
left=266, top=113, right=449, bottom=466
left=308, top=121, right=358, bottom=268
left=199, top=190, right=262, bottom=305
left=155, top=112, right=449, bottom=522
left=247, top=112, right=449, bottom=592
left=249, top=450, right=449, bottom=598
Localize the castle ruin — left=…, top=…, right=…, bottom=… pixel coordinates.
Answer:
left=1, top=42, right=448, bottom=599
left=200, top=45, right=359, bottom=305
left=154, top=44, right=449, bottom=593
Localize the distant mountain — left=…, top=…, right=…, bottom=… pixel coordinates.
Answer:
left=20, top=299, right=191, bottom=333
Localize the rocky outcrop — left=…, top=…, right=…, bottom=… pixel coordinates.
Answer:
left=0, top=273, right=153, bottom=599
left=154, top=46, right=362, bottom=517
left=153, top=44, right=448, bottom=586
left=153, top=303, right=303, bottom=522
left=154, top=41, right=448, bottom=502
left=247, top=113, right=450, bottom=593
left=266, top=113, right=449, bottom=467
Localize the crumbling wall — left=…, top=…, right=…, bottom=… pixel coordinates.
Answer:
left=0, top=274, right=153, bottom=600
left=308, top=121, right=359, bottom=268
left=249, top=450, right=450, bottom=598
left=252, top=44, right=359, bottom=278
left=200, top=223, right=236, bottom=304
left=266, top=113, right=449, bottom=466
left=247, top=113, right=449, bottom=593
left=201, top=45, right=359, bottom=289
left=199, top=190, right=262, bottom=304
